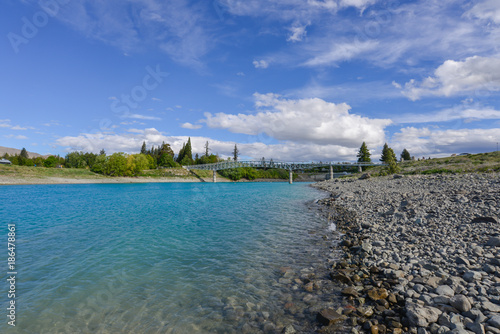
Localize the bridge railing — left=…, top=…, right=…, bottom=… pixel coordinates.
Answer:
left=186, top=160, right=385, bottom=171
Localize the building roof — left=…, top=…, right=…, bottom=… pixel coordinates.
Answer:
left=0, top=159, right=12, bottom=164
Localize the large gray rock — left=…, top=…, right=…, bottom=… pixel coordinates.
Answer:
left=465, top=322, right=485, bottom=334
left=489, top=316, right=500, bottom=329
left=406, top=302, right=442, bottom=327
left=463, top=271, right=482, bottom=283
left=449, top=295, right=472, bottom=313
left=436, top=285, right=455, bottom=297
left=487, top=237, right=500, bottom=247
left=482, top=301, right=500, bottom=312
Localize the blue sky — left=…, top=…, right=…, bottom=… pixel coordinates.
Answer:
left=1, top=0, right=500, bottom=161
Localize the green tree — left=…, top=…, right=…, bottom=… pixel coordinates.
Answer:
left=158, top=142, right=174, bottom=158
left=380, top=143, right=397, bottom=163
left=99, top=149, right=106, bottom=156
left=233, top=144, right=239, bottom=161
left=105, top=153, right=128, bottom=176
left=176, top=143, right=186, bottom=163
left=176, top=138, right=193, bottom=165
left=204, top=141, right=209, bottom=157
left=140, top=141, right=147, bottom=155
left=44, top=156, right=58, bottom=168
left=357, top=142, right=372, bottom=163
left=385, top=151, right=400, bottom=174
left=146, top=154, right=156, bottom=169
left=159, top=153, right=177, bottom=167
left=20, top=148, right=29, bottom=159
left=401, top=149, right=411, bottom=161
left=91, top=155, right=107, bottom=174
left=65, top=152, right=87, bottom=168
left=33, top=157, right=45, bottom=167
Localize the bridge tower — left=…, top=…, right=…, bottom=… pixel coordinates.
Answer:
left=213, top=170, right=217, bottom=183
left=289, top=169, right=293, bottom=184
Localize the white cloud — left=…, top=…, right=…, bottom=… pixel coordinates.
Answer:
left=151, top=97, right=162, bottom=102
left=253, top=60, right=269, bottom=69
left=287, top=23, right=308, bottom=42
left=202, top=93, right=391, bottom=148
left=55, top=128, right=360, bottom=161
left=181, top=122, right=203, bottom=130
left=466, top=0, right=500, bottom=24
left=394, top=105, right=500, bottom=124
left=401, top=56, right=500, bottom=100
left=0, top=120, right=11, bottom=128
left=122, top=113, right=161, bottom=121
left=303, top=40, right=378, bottom=66
left=4, top=135, right=28, bottom=140
left=391, top=127, right=500, bottom=156
left=11, top=125, right=34, bottom=130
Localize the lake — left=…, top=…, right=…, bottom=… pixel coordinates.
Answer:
left=0, top=182, right=339, bottom=333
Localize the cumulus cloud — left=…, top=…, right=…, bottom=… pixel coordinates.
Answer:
left=202, top=93, right=391, bottom=148
left=391, top=127, right=500, bottom=156
left=253, top=60, right=269, bottom=69
left=181, top=122, right=203, bottom=130
left=55, top=128, right=360, bottom=161
left=401, top=56, right=500, bottom=100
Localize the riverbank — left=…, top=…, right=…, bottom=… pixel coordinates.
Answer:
left=313, top=173, right=500, bottom=334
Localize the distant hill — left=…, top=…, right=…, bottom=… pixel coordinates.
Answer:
left=0, top=146, right=50, bottom=158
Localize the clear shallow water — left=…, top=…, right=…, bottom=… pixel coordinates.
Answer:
left=0, top=182, right=334, bottom=333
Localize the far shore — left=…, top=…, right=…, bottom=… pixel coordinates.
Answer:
left=0, top=176, right=319, bottom=185
left=0, top=176, right=223, bottom=185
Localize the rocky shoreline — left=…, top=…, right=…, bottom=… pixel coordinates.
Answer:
left=312, top=173, right=500, bottom=334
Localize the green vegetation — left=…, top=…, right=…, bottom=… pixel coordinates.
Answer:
left=357, top=142, right=371, bottom=163
left=369, top=151, right=500, bottom=176
left=218, top=167, right=294, bottom=181
left=401, top=148, right=411, bottom=161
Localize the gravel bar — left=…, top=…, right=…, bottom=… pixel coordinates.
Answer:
left=312, top=173, right=500, bottom=334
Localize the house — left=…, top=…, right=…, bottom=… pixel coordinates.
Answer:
left=0, top=159, right=12, bottom=165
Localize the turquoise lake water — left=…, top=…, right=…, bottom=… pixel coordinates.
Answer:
left=0, top=182, right=336, bottom=333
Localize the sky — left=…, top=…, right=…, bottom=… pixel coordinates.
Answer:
left=1, top=0, right=500, bottom=161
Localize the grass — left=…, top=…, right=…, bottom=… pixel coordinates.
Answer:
left=367, top=151, right=500, bottom=176
left=0, top=164, right=105, bottom=179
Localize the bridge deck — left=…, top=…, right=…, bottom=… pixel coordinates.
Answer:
left=187, top=160, right=384, bottom=171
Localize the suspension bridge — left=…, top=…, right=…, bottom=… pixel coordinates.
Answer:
left=186, top=160, right=385, bottom=184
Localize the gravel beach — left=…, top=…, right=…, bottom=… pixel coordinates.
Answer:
left=312, top=173, right=500, bottom=334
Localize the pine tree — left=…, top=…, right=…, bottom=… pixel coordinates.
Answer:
left=20, top=147, right=29, bottom=159
left=401, top=149, right=411, bottom=161
left=204, top=141, right=209, bottom=157
left=159, top=142, right=174, bottom=157
left=99, top=149, right=106, bottom=156
left=185, top=138, right=193, bottom=164
left=380, top=143, right=397, bottom=163
left=176, top=143, right=186, bottom=163
left=140, top=141, right=147, bottom=155
left=357, top=142, right=371, bottom=163
left=386, top=150, right=400, bottom=174
left=233, top=144, right=239, bottom=161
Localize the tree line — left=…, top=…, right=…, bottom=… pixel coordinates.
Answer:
left=356, top=141, right=412, bottom=174
left=2, top=139, right=240, bottom=177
